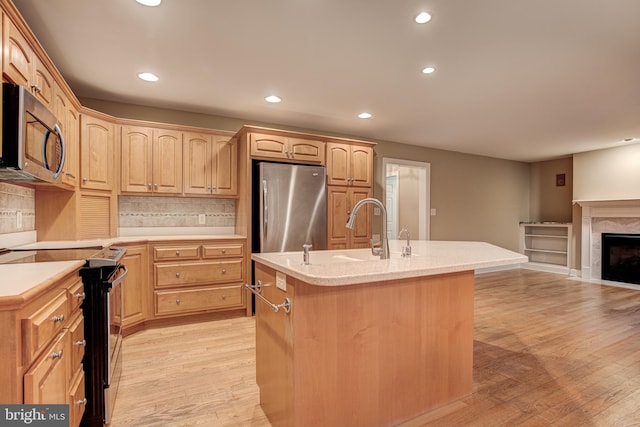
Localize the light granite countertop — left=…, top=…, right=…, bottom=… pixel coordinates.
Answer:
left=0, top=234, right=247, bottom=299
left=252, top=240, right=528, bottom=286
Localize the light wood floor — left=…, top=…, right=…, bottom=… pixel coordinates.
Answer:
left=110, top=270, right=640, bottom=426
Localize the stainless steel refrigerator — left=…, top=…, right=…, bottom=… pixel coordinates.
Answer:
left=256, top=162, right=327, bottom=253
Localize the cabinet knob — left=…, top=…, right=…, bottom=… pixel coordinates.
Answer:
left=75, top=292, right=86, bottom=299
left=75, top=339, right=87, bottom=347
left=221, top=295, right=227, bottom=300
left=207, top=186, right=211, bottom=190
left=176, top=272, right=181, bottom=278
left=176, top=299, right=181, bottom=305
left=52, top=314, right=65, bottom=323
left=82, top=178, right=88, bottom=182
left=76, top=399, right=87, bottom=406
left=221, top=269, right=227, bottom=274
left=176, top=251, right=180, bottom=256
left=148, top=183, right=152, bottom=189
left=51, top=350, right=63, bottom=359
left=221, top=249, right=226, bottom=254
left=154, top=184, right=158, bottom=189
left=30, top=84, right=41, bottom=93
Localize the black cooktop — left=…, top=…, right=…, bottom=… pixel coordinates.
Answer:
left=0, top=247, right=103, bottom=264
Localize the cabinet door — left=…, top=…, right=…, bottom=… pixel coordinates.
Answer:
left=54, top=90, right=79, bottom=188
left=64, top=106, right=80, bottom=187
left=350, top=187, right=373, bottom=248
left=288, top=138, right=325, bottom=163
left=32, top=56, right=54, bottom=109
left=121, top=245, right=148, bottom=329
left=327, top=186, right=349, bottom=249
left=250, top=133, right=288, bottom=160
left=183, top=132, right=212, bottom=195
left=350, top=145, right=373, bottom=187
left=121, top=125, right=153, bottom=193
left=3, top=16, right=32, bottom=87
left=80, top=115, right=114, bottom=190
left=212, top=136, right=237, bottom=196
left=153, top=129, right=183, bottom=194
left=23, top=331, right=69, bottom=404
left=326, top=143, right=350, bottom=185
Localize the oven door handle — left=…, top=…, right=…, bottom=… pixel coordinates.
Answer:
left=107, top=265, right=128, bottom=289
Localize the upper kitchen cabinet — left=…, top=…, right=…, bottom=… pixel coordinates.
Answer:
left=121, top=125, right=183, bottom=194
left=2, top=15, right=54, bottom=109
left=250, top=132, right=325, bottom=164
left=80, top=112, right=115, bottom=191
left=53, top=88, right=79, bottom=188
left=326, top=142, right=373, bottom=187
left=184, top=132, right=237, bottom=196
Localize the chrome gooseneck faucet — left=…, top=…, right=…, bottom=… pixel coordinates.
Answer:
left=398, top=228, right=411, bottom=257
left=346, top=198, right=390, bottom=260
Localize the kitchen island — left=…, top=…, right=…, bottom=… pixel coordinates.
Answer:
left=251, top=240, right=527, bottom=427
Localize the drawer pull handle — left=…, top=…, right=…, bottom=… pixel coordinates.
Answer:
left=75, top=340, right=87, bottom=347
left=52, top=314, right=65, bottom=323
left=176, top=299, right=181, bottom=305
left=51, top=350, right=63, bottom=359
left=75, top=292, right=86, bottom=299
left=176, top=272, right=181, bottom=278
left=76, top=398, right=87, bottom=406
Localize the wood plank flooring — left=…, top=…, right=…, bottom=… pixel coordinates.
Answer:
left=110, top=270, right=640, bottom=426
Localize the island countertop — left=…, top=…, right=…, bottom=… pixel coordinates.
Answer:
left=251, top=240, right=528, bottom=286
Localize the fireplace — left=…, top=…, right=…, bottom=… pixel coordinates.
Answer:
left=602, top=233, right=640, bottom=285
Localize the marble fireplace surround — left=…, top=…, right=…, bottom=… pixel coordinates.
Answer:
left=577, top=200, right=640, bottom=281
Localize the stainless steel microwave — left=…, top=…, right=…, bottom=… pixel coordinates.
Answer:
left=0, top=83, right=65, bottom=183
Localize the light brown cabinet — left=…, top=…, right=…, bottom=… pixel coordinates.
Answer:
left=120, top=126, right=183, bottom=194
left=80, top=113, right=115, bottom=191
left=250, top=133, right=325, bottom=164
left=1, top=270, right=86, bottom=427
left=183, top=133, right=238, bottom=196
left=327, top=186, right=372, bottom=249
left=120, top=244, right=149, bottom=333
left=53, top=89, right=79, bottom=188
left=326, top=142, right=373, bottom=186
left=2, top=15, right=55, bottom=109
left=152, top=240, right=246, bottom=318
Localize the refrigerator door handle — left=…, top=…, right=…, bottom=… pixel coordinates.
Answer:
left=262, top=179, right=268, bottom=242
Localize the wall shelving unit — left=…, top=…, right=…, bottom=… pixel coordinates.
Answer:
left=519, top=222, right=572, bottom=274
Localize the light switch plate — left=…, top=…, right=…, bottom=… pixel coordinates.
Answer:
left=276, top=272, right=287, bottom=291
left=430, top=208, right=437, bottom=216
left=198, top=214, right=206, bottom=224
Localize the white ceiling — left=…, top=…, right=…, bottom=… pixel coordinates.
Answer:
left=12, top=0, right=640, bottom=163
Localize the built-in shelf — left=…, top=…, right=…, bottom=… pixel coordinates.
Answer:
left=519, top=222, right=572, bottom=273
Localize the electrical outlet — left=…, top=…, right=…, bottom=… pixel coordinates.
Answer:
left=276, top=272, right=287, bottom=291
left=16, top=211, right=23, bottom=229
left=198, top=214, right=206, bottom=225
left=430, top=208, right=437, bottom=216
left=374, top=207, right=381, bottom=216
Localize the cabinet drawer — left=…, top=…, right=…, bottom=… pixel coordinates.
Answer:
left=68, top=278, right=85, bottom=314
left=154, top=245, right=200, bottom=261
left=23, top=331, right=68, bottom=404
left=68, top=313, right=85, bottom=380
left=202, top=244, right=244, bottom=258
left=22, top=290, right=69, bottom=364
left=155, top=285, right=243, bottom=315
left=155, top=259, right=243, bottom=288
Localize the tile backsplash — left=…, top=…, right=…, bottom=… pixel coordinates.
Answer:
left=0, top=183, right=35, bottom=234
left=119, top=196, right=236, bottom=228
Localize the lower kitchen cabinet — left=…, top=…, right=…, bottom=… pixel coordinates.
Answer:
left=1, top=269, right=86, bottom=427
left=120, top=244, right=149, bottom=333
left=151, top=240, right=246, bottom=319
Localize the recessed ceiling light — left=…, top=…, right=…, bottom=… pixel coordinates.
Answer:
left=415, top=12, right=432, bottom=24
left=422, top=66, right=436, bottom=74
left=136, top=0, right=162, bottom=6
left=265, top=95, right=282, bottom=103
left=138, top=72, right=159, bottom=82
left=358, top=112, right=372, bottom=119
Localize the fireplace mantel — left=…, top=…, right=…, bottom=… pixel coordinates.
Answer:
left=575, top=199, right=640, bottom=280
